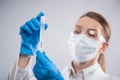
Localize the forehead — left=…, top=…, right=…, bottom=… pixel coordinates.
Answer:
left=75, top=16, right=102, bottom=30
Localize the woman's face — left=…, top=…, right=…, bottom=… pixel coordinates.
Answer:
left=73, top=16, right=103, bottom=41
left=73, top=16, right=108, bottom=58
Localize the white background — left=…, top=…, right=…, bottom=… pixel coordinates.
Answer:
left=0, top=0, right=120, bottom=79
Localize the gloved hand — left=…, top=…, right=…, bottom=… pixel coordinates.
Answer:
left=19, top=12, right=48, bottom=55
left=33, top=51, right=64, bottom=80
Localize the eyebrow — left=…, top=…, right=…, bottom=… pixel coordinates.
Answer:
left=75, top=25, right=98, bottom=31
left=88, top=29, right=97, bottom=32
left=75, top=25, right=82, bottom=28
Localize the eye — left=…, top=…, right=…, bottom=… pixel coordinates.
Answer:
left=73, top=30, right=81, bottom=34
left=88, top=30, right=97, bottom=38
left=73, top=25, right=82, bottom=34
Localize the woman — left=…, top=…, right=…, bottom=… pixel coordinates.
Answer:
left=62, top=12, right=120, bottom=80
left=7, top=12, right=120, bottom=80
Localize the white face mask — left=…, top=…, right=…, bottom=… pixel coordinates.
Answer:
left=68, top=32, right=106, bottom=63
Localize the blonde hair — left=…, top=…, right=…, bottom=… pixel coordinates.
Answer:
left=80, top=12, right=111, bottom=72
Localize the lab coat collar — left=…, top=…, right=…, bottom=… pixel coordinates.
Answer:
left=68, top=62, right=105, bottom=79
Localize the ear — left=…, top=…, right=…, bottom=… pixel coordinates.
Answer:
left=98, top=42, right=109, bottom=54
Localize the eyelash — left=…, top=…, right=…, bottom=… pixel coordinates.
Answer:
left=88, top=33, right=96, bottom=37
left=73, top=30, right=97, bottom=38
left=74, top=31, right=81, bottom=34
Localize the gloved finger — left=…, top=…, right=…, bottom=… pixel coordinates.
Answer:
left=36, top=12, right=44, bottom=21
left=33, top=70, right=39, bottom=79
left=26, top=19, right=38, bottom=31
left=44, top=23, right=48, bottom=30
left=33, top=64, right=47, bottom=80
left=42, top=51, right=52, bottom=63
left=36, top=12, right=48, bottom=30
left=36, top=50, right=46, bottom=65
left=36, top=55, right=42, bottom=68
left=33, top=66, right=42, bottom=79
left=34, top=71, right=44, bottom=80
left=20, top=24, right=32, bottom=34
left=31, top=18, right=40, bottom=30
left=33, top=63, right=42, bottom=75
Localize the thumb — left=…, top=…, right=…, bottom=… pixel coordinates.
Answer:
left=36, top=12, right=48, bottom=30
left=36, top=12, right=44, bottom=21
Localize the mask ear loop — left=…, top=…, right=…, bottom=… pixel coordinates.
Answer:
left=96, top=32, right=106, bottom=55
left=97, top=31, right=106, bottom=60
left=97, top=31, right=106, bottom=43
left=99, top=36, right=106, bottom=42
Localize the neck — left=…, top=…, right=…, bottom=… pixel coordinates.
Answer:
left=72, top=58, right=97, bottom=74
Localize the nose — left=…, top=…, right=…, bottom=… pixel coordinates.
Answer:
left=81, top=29, right=87, bottom=36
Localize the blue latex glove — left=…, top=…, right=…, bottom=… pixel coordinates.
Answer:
left=33, top=51, right=64, bottom=80
left=19, top=12, right=48, bottom=55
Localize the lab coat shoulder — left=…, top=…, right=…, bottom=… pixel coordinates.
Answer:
left=91, top=65, right=120, bottom=80
left=7, top=56, right=36, bottom=80
left=61, top=63, right=120, bottom=80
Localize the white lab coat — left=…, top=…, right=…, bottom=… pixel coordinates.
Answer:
left=7, top=56, right=36, bottom=80
left=7, top=57, right=120, bottom=80
left=62, top=62, right=120, bottom=80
